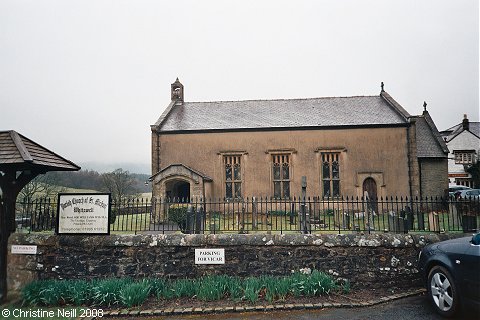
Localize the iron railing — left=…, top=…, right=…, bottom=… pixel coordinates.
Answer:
left=13, top=196, right=480, bottom=235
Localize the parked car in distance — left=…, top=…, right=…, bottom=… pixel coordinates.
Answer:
left=448, top=185, right=471, bottom=198
left=455, top=189, right=480, bottom=200
left=418, top=233, right=480, bottom=317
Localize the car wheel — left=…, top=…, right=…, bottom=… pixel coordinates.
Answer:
left=427, top=265, right=459, bottom=317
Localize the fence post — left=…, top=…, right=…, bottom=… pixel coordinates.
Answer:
left=240, top=200, right=245, bottom=233
left=185, top=205, right=194, bottom=234
left=417, top=197, right=425, bottom=231
left=363, top=191, right=375, bottom=233
left=290, top=202, right=295, bottom=225
left=195, top=205, right=204, bottom=234
left=301, top=176, right=310, bottom=234
left=252, top=197, right=258, bottom=230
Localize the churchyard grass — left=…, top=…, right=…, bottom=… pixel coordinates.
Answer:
left=110, top=213, right=151, bottom=234
left=203, top=209, right=479, bottom=234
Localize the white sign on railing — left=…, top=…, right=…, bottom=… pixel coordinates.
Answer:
left=56, top=193, right=111, bottom=235
left=195, top=248, right=225, bottom=264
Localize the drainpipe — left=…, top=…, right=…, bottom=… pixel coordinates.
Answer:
left=406, top=121, right=414, bottom=201
left=418, top=161, right=422, bottom=199
left=156, top=134, right=160, bottom=173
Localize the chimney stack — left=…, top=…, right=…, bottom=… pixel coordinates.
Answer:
left=462, top=114, right=469, bottom=131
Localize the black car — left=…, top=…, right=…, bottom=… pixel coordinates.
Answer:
left=418, top=233, right=480, bottom=317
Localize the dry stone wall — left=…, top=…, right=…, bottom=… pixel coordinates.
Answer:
left=7, top=233, right=465, bottom=292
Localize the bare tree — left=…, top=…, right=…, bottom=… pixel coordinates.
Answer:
left=101, top=168, right=138, bottom=204
left=19, top=174, right=67, bottom=200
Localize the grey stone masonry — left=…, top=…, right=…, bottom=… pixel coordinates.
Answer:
left=7, top=232, right=466, bottom=293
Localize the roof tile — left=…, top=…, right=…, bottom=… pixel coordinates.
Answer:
left=156, top=95, right=409, bottom=132
left=0, top=131, right=80, bottom=171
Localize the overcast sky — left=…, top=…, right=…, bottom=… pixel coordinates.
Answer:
left=1, top=0, right=478, bottom=173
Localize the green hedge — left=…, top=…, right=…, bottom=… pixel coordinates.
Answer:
left=167, top=204, right=189, bottom=232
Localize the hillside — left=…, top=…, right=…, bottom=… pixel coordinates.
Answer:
left=43, top=170, right=151, bottom=193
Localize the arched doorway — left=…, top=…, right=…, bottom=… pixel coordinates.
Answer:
left=363, top=177, right=378, bottom=212
left=165, top=179, right=190, bottom=202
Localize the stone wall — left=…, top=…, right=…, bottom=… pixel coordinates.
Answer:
left=420, top=159, right=448, bottom=199
left=7, top=233, right=465, bottom=293
left=154, top=127, right=412, bottom=199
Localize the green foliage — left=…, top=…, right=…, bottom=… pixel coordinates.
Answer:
left=22, top=280, right=89, bottom=306
left=119, top=280, right=151, bottom=307
left=261, top=276, right=277, bottom=302
left=39, top=280, right=71, bottom=305
left=167, top=204, right=189, bottom=231
left=196, top=275, right=228, bottom=301
left=170, top=278, right=197, bottom=298
left=268, top=210, right=292, bottom=216
left=273, top=277, right=292, bottom=300
left=340, top=279, right=351, bottom=294
left=22, top=280, right=46, bottom=306
left=262, top=275, right=291, bottom=302
left=466, top=161, right=480, bottom=187
left=324, top=209, right=335, bottom=216
left=225, top=276, right=243, bottom=301
left=209, top=211, right=222, bottom=219
left=21, top=270, right=341, bottom=307
left=243, top=277, right=263, bottom=303
left=208, top=211, right=222, bottom=232
left=91, top=278, right=132, bottom=306
left=61, top=280, right=92, bottom=306
left=146, top=278, right=166, bottom=297
left=289, top=270, right=336, bottom=297
left=156, top=280, right=176, bottom=300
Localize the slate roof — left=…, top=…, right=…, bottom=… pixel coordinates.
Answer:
left=154, top=93, right=410, bottom=132
left=415, top=114, right=449, bottom=158
left=442, top=122, right=480, bottom=141
left=0, top=130, right=80, bottom=172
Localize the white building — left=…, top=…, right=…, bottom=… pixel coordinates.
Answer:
left=440, top=115, right=480, bottom=187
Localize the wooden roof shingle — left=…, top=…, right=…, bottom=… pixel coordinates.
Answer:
left=0, top=130, right=80, bottom=172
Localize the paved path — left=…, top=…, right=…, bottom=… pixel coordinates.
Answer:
left=104, top=290, right=472, bottom=320
left=107, top=294, right=475, bottom=320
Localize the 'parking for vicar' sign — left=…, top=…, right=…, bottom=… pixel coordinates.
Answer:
left=195, top=248, right=225, bottom=264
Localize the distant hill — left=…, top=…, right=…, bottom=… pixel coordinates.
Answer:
left=79, top=162, right=150, bottom=175
left=44, top=169, right=152, bottom=193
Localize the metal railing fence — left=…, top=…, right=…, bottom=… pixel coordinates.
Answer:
left=12, top=195, right=480, bottom=235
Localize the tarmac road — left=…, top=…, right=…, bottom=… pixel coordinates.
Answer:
left=137, top=294, right=477, bottom=320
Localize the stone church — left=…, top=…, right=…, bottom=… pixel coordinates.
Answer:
left=150, top=79, right=448, bottom=201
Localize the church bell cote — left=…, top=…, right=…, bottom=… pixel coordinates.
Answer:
left=171, top=78, right=184, bottom=103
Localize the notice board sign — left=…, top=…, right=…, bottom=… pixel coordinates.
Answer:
left=56, top=193, right=111, bottom=235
